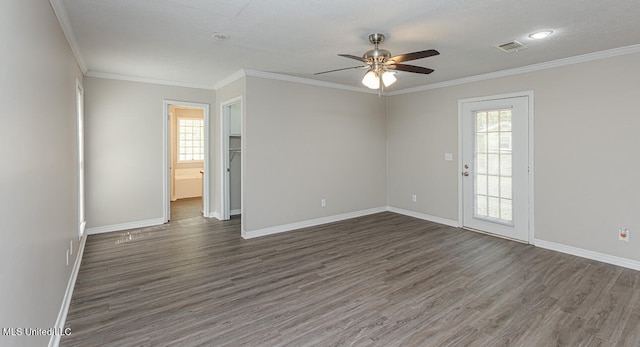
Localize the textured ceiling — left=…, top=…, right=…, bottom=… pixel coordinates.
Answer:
left=59, top=0, right=640, bottom=90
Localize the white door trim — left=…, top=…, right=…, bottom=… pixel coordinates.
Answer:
left=163, top=100, right=211, bottom=222
left=76, top=79, right=86, bottom=239
left=457, top=91, right=535, bottom=243
left=219, top=96, right=243, bottom=221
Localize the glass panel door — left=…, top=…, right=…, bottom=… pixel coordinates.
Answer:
left=474, top=109, right=513, bottom=225
left=461, top=95, right=530, bottom=243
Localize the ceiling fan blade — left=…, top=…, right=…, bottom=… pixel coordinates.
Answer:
left=314, top=65, right=368, bottom=75
left=338, top=54, right=369, bottom=63
left=388, top=64, right=434, bottom=74
left=388, top=49, right=439, bottom=64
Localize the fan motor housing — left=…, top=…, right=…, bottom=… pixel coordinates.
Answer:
left=363, top=48, right=391, bottom=62
left=364, top=33, right=390, bottom=63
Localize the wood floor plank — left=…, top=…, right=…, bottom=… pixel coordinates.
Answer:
left=61, top=203, right=640, bottom=346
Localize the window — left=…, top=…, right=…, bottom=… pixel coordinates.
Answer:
left=178, top=118, right=204, bottom=161
left=474, top=109, right=513, bottom=223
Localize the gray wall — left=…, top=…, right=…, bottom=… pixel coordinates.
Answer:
left=387, top=88, right=459, bottom=220
left=84, top=77, right=215, bottom=228
left=0, top=1, right=83, bottom=346
left=387, top=52, right=640, bottom=261
left=244, top=77, right=387, bottom=231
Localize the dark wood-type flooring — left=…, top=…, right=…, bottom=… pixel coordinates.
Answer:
left=62, top=206, right=640, bottom=346
left=170, top=197, right=203, bottom=221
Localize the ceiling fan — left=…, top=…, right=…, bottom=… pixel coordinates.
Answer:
left=315, top=33, right=439, bottom=92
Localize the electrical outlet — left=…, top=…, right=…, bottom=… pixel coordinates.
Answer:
left=412, top=194, right=417, bottom=203
left=619, top=228, right=629, bottom=242
left=321, top=199, right=326, bottom=208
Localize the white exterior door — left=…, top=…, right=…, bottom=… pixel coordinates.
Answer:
left=461, top=94, right=531, bottom=242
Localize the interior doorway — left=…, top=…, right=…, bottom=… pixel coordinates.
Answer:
left=163, top=100, right=210, bottom=222
left=220, top=96, right=242, bottom=220
left=459, top=92, right=533, bottom=243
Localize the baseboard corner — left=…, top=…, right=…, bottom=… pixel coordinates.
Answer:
left=386, top=206, right=460, bottom=227
left=209, top=211, right=222, bottom=220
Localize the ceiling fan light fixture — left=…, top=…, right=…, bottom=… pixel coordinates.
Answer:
left=316, top=33, right=438, bottom=90
left=382, top=71, right=397, bottom=87
left=362, top=70, right=380, bottom=89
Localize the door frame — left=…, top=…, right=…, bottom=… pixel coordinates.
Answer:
left=76, top=79, right=86, bottom=239
left=457, top=91, right=535, bottom=243
left=163, top=100, right=211, bottom=222
left=220, top=96, right=243, bottom=221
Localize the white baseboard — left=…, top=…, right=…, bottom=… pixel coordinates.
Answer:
left=386, top=208, right=639, bottom=272
left=85, top=218, right=165, bottom=235
left=208, top=211, right=239, bottom=220
left=386, top=206, right=460, bottom=227
left=535, top=239, right=640, bottom=271
left=241, top=207, right=387, bottom=239
left=241, top=206, right=460, bottom=240
left=49, top=233, right=87, bottom=347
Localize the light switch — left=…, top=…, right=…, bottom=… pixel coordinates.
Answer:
left=444, top=153, right=453, bottom=161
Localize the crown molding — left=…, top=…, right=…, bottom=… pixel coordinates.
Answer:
left=87, top=67, right=382, bottom=95
left=213, top=69, right=247, bottom=90
left=227, top=43, right=640, bottom=96
left=387, top=43, right=640, bottom=96
left=243, top=69, right=380, bottom=95
left=49, top=0, right=87, bottom=74
left=85, top=71, right=216, bottom=90
left=79, top=42, right=640, bottom=96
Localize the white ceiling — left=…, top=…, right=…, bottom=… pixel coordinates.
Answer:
left=58, top=0, right=640, bottom=90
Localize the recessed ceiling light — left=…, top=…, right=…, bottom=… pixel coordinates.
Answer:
left=528, top=30, right=554, bottom=40
left=211, top=32, right=230, bottom=41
